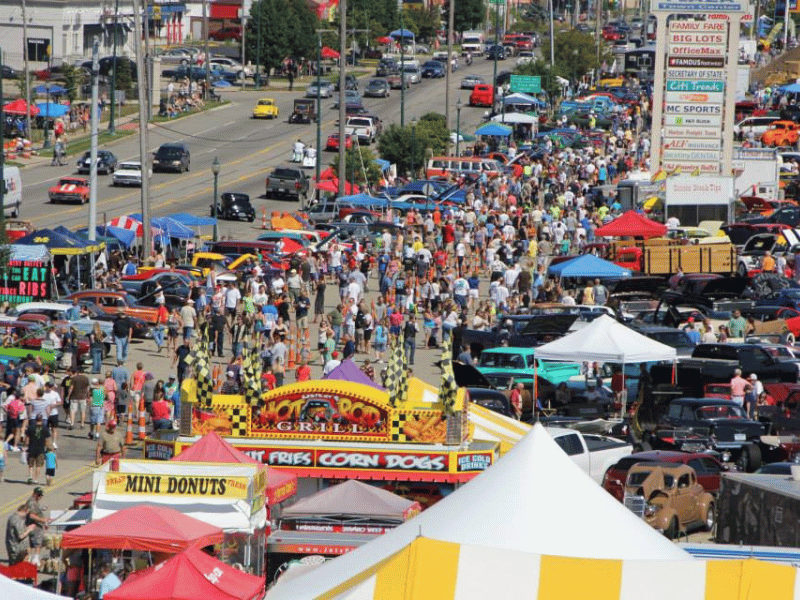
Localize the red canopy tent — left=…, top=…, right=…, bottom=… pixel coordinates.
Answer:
left=172, top=432, right=298, bottom=505
left=594, top=210, right=668, bottom=239
left=321, top=45, right=340, bottom=59
left=60, top=505, right=224, bottom=553
left=376, top=36, right=392, bottom=44
left=104, top=546, right=264, bottom=600
left=3, top=99, right=40, bottom=116
left=316, top=179, right=358, bottom=194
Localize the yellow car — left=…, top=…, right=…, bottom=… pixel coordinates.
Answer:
left=252, top=98, right=279, bottom=119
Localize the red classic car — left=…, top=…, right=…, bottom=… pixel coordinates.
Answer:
left=48, top=177, right=90, bottom=204
left=325, top=133, right=353, bottom=151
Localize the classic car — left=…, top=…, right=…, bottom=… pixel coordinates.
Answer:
left=112, top=161, right=145, bottom=187
left=761, top=120, right=800, bottom=147
left=325, top=132, right=353, bottom=151
left=252, top=98, right=279, bottom=119
left=623, top=463, right=715, bottom=538
left=76, top=150, right=117, bottom=175
left=211, top=192, right=256, bottom=222
left=476, top=346, right=582, bottom=388
left=67, top=290, right=160, bottom=325
left=603, top=450, right=724, bottom=501
left=48, top=177, right=90, bottom=204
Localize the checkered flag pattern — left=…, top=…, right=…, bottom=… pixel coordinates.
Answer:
left=229, top=405, right=249, bottom=436
left=241, top=343, right=262, bottom=408
left=395, top=333, right=408, bottom=406
left=439, top=335, right=458, bottom=415
left=185, top=323, right=214, bottom=408
left=385, top=334, right=407, bottom=406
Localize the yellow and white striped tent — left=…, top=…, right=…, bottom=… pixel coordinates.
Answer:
left=322, top=537, right=800, bottom=600
left=468, top=402, right=530, bottom=455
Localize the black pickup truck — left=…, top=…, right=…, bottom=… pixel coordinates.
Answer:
left=460, top=313, right=578, bottom=356
left=651, top=343, right=800, bottom=397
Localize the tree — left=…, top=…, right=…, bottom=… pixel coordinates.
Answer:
left=401, top=6, right=440, bottom=43
left=114, top=57, right=132, bottom=95
left=247, top=0, right=319, bottom=75
left=331, top=145, right=383, bottom=188
left=514, top=59, right=561, bottom=99
left=349, top=0, right=398, bottom=48
left=540, top=30, right=604, bottom=80
left=377, top=115, right=449, bottom=177
left=442, top=0, right=484, bottom=34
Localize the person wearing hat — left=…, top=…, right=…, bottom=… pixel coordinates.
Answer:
left=112, top=308, right=133, bottom=363
left=5, top=504, right=37, bottom=565
left=180, top=298, right=197, bottom=339
left=323, top=350, right=341, bottom=377
left=221, top=371, right=240, bottom=395
left=25, top=414, right=50, bottom=485
left=24, top=486, right=48, bottom=566
left=89, top=377, right=106, bottom=440
left=95, top=419, right=125, bottom=466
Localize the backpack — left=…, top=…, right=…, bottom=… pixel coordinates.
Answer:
left=355, top=310, right=366, bottom=329
left=404, top=321, right=416, bottom=339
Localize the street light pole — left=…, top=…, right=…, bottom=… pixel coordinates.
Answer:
left=456, top=98, right=462, bottom=157
left=109, top=0, right=119, bottom=134
left=411, top=118, right=417, bottom=181
left=492, top=0, right=499, bottom=91
left=400, top=10, right=405, bottom=128
left=316, top=35, right=322, bottom=202
left=212, top=157, right=220, bottom=242
left=0, top=53, right=5, bottom=231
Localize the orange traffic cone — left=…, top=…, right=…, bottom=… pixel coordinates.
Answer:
left=125, top=400, right=134, bottom=445
left=262, top=207, right=267, bottom=230
left=137, top=395, right=147, bottom=440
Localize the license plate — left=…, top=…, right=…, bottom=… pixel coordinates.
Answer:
left=734, top=433, right=746, bottom=441
left=279, top=188, right=286, bottom=193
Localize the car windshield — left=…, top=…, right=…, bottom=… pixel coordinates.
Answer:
left=157, top=147, right=183, bottom=158
left=627, top=471, right=652, bottom=486
left=119, top=163, right=140, bottom=171
left=258, top=100, right=273, bottom=106
left=479, top=353, right=528, bottom=369
left=696, top=405, right=746, bottom=419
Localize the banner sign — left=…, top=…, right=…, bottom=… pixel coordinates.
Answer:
left=0, top=260, right=51, bottom=304
left=664, top=126, right=724, bottom=138
left=666, top=80, right=725, bottom=92
left=666, top=68, right=726, bottom=80
left=664, top=114, right=723, bottom=127
left=665, top=90, right=725, bottom=104
left=104, top=472, right=250, bottom=499
left=663, top=138, right=723, bottom=150
left=661, top=162, right=723, bottom=174
left=668, top=44, right=726, bottom=56
left=294, top=523, right=395, bottom=534
left=655, top=0, right=745, bottom=12
left=667, top=56, right=726, bottom=68
left=664, top=103, right=723, bottom=115
left=668, top=32, right=727, bottom=44
left=662, top=149, right=722, bottom=162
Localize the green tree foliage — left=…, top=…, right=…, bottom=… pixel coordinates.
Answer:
left=349, top=0, right=398, bottom=45
left=247, top=0, right=319, bottom=74
left=401, top=6, right=440, bottom=42
left=540, top=30, right=603, bottom=79
left=60, top=64, right=87, bottom=102
left=377, top=114, right=449, bottom=177
left=331, top=145, right=383, bottom=188
left=442, top=0, right=485, bottom=34
left=113, top=58, right=132, bottom=94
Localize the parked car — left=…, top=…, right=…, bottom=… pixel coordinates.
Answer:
left=421, top=61, right=445, bottom=78
left=755, top=461, right=796, bottom=474
left=603, top=450, right=724, bottom=501
left=70, top=300, right=151, bottom=339
left=152, top=142, right=190, bottom=173
left=476, top=346, right=582, bottom=388
left=547, top=427, right=633, bottom=485
left=48, top=177, right=90, bottom=204
left=76, top=150, right=117, bottom=175
left=623, top=463, right=715, bottom=538
left=762, top=120, right=800, bottom=147
left=1, top=302, right=113, bottom=339
left=211, top=192, right=256, bottom=222
left=252, top=98, right=279, bottom=119
left=112, top=161, right=145, bottom=187
left=158, top=48, right=197, bottom=65
left=364, top=78, right=390, bottom=98
left=208, top=27, right=241, bottom=41
left=67, top=290, right=160, bottom=325
left=209, top=57, right=252, bottom=78
left=161, top=64, right=207, bottom=82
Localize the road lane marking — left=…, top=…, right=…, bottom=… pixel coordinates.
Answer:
left=0, top=464, right=94, bottom=519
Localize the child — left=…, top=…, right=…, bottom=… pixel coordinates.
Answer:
left=45, top=445, right=56, bottom=486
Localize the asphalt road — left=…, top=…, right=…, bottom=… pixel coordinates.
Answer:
left=21, top=56, right=505, bottom=233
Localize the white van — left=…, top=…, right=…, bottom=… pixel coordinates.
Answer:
left=2, top=166, right=21, bottom=217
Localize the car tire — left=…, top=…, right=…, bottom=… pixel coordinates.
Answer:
left=738, top=443, right=762, bottom=472
left=703, top=504, right=715, bottom=532
left=665, top=518, right=679, bottom=540
left=737, top=263, right=748, bottom=278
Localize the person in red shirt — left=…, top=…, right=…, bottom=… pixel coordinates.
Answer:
left=442, top=221, right=455, bottom=251
left=150, top=391, right=172, bottom=430
left=262, top=368, right=276, bottom=390
left=510, top=382, right=524, bottom=420
left=295, top=361, right=311, bottom=382
left=611, top=368, right=625, bottom=408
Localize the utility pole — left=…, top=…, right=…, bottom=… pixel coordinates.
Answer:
left=109, top=0, right=120, bottom=134
left=143, top=0, right=152, bottom=120
left=315, top=29, right=335, bottom=202
left=203, top=0, right=211, bottom=99
left=89, top=37, right=99, bottom=242
left=446, top=0, right=454, bottom=147
left=22, top=0, right=31, bottom=145
left=400, top=9, right=405, bottom=128
left=492, top=1, right=499, bottom=91
left=241, top=16, right=247, bottom=92
left=0, top=53, right=5, bottom=232
left=133, top=0, right=152, bottom=256
left=338, top=0, right=347, bottom=197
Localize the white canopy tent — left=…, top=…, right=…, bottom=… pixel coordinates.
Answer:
left=0, top=574, right=68, bottom=599
left=491, top=113, right=539, bottom=124
left=534, top=315, right=677, bottom=364
left=267, top=424, right=690, bottom=600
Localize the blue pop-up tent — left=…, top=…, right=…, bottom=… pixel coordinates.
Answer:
left=389, top=29, right=415, bottom=40
left=475, top=123, right=513, bottom=137
left=76, top=226, right=136, bottom=249
left=547, top=254, right=632, bottom=279
left=169, top=213, right=217, bottom=227
left=36, top=102, right=69, bottom=117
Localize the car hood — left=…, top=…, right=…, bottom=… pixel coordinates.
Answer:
left=453, top=362, right=495, bottom=388
left=711, top=419, right=764, bottom=440
left=519, top=313, right=578, bottom=334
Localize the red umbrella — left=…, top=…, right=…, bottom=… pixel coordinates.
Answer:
left=321, top=46, right=340, bottom=59
left=3, top=99, right=40, bottom=116
left=376, top=36, right=392, bottom=44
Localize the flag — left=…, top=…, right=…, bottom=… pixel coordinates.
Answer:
left=651, top=169, right=666, bottom=182
left=668, top=165, right=682, bottom=176
left=691, top=166, right=701, bottom=176
left=241, top=343, right=262, bottom=408
left=385, top=334, right=408, bottom=406
left=184, top=323, right=214, bottom=408
left=438, top=336, right=458, bottom=416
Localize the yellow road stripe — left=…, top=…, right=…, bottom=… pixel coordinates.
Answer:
left=0, top=464, right=94, bottom=518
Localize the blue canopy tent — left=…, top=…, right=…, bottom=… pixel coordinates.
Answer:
left=51, top=226, right=105, bottom=252
left=76, top=226, right=136, bottom=249
left=547, top=254, right=632, bottom=279
left=374, top=158, right=391, bottom=172
left=129, top=214, right=195, bottom=239
left=780, top=83, right=800, bottom=93
left=169, top=213, right=217, bottom=227
left=475, top=123, right=513, bottom=137
left=36, top=102, right=69, bottom=118
left=335, top=193, right=385, bottom=207
left=501, top=92, right=541, bottom=105
left=389, top=29, right=415, bottom=40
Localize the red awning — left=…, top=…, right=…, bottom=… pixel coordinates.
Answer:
left=105, top=546, right=264, bottom=600
left=210, top=2, right=240, bottom=19
left=321, top=46, right=340, bottom=59
left=594, top=210, right=668, bottom=239
left=172, top=432, right=298, bottom=506
left=3, top=99, right=39, bottom=116
left=317, top=179, right=358, bottom=194
left=277, top=467, right=477, bottom=484
left=61, top=505, right=224, bottom=553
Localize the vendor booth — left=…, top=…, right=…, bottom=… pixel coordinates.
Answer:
left=91, top=459, right=268, bottom=575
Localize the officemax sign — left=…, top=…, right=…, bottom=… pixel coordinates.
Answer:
left=105, top=473, right=250, bottom=499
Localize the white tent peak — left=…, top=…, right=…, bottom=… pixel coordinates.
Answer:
left=267, top=423, right=690, bottom=600
left=535, top=314, right=677, bottom=364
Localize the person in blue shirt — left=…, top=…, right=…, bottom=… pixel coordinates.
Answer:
left=98, top=562, right=121, bottom=599
left=44, top=447, right=57, bottom=486
left=684, top=320, right=701, bottom=345
left=122, top=258, right=137, bottom=277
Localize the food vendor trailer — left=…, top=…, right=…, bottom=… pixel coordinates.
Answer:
left=146, top=379, right=499, bottom=499
left=92, top=460, right=268, bottom=575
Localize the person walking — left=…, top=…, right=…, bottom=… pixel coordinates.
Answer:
left=112, top=309, right=132, bottom=363
left=89, top=378, right=106, bottom=440
left=403, top=315, right=418, bottom=366
left=23, top=487, right=48, bottom=565
left=68, top=369, right=90, bottom=430
left=95, top=419, right=126, bottom=465
left=25, top=414, right=50, bottom=485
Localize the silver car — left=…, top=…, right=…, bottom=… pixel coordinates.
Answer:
left=402, top=65, right=421, bottom=84
left=306, top=82, right=334, bottom=98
